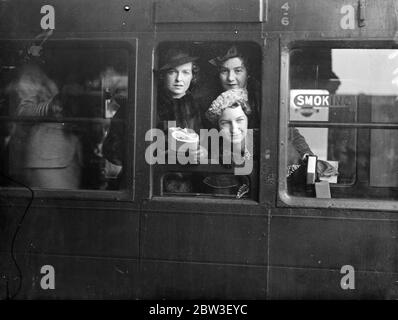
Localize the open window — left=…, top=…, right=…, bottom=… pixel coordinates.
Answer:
left=0, top=40, right=133, bottom=191
left=150, top=41, right=261, bottom=200
left=284, top=43, right=398, bottom=203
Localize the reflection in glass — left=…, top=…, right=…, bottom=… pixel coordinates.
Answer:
left=0, top=42, right=129, bottom=190
left=288, top=47, right=398, bottom=200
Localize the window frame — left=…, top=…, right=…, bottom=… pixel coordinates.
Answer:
left=150, top=39, right=263, bottom=203
left=278, top=39, right=398, bottom=211
left=0, top=38, right=137, bottom=201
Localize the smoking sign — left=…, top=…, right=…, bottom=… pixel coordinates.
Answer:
left=290, top=89, right=355, bottom=120
left=290, top=89, right=330, bottom=119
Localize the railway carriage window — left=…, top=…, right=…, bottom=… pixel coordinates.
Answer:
left=152, top=42, right=260, bottom=199
left=0, top=41, right=131, bottom=190
left=287, top=46, right=398, bottom=200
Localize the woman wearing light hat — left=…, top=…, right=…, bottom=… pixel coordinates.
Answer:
left=209, top=45, right=337, bottom=182
left=203, top=88, right=252, bottom=198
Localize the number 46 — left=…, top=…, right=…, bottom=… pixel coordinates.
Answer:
left=281, top=2, right=290, bottom=26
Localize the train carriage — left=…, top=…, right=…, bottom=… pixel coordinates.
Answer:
left=1, top=0, right=398, bottom=299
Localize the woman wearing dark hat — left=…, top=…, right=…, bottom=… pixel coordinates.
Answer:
left=156, top=47, right=203, bottom=134
left=156, top=47, right=208, bottom=159
left=156, top=47, right=208, bottom=193
left=209, top=45, right=261, bottom=129
left=103, top=47, right=207, bottom=190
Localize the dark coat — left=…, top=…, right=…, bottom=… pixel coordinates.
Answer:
left=157, top=91, right=203, bottom=134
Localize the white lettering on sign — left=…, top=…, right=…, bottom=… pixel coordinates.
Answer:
left=40, top=5, right=55, bottom=30
left=294, top=95, right=329, bottom=107
left=340, top=5, right=355, bottom=30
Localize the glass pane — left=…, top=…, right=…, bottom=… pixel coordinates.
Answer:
left=0, top=41, right=130, bottom=190
left=290, top=48, right=398, bottom=123
left=288, top=46, right=398, bottom=200
left=288, top=127, right=398, bottom=200
left=152, top=42, right=261, bottom=199
left=287, top=127, right=356, bottom=189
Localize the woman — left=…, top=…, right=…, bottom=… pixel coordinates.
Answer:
left=204, top=88, right=252, bottom=198
left=205, top=88, right=251, bottom=158
left=209, top=45, right=337, bottom=180
left=157, top=48, right=209, bottom=192
left=103, top=47, right=207, bottom=191
left=157, top=47, right=207, bottom=193
left=209, top=45, right=260, bottom=129
left=156, top=47, right=204, bottom=137
left=104, top=47, right=206, bottom=165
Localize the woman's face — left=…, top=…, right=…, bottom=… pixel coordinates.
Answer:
left=164, top=62, right=193, bottom=98
left=219, top=57, right=248, bottom=91
left=218, top=105, right=248, bottom=144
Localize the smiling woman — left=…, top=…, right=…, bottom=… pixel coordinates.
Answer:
left=202, top=88, right=252, bottom=197
left=153, top=41, right=261, bottom=198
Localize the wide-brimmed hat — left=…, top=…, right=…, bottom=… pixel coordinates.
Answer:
left=158, top=48, right=199, bottom=71
left=209, top=45, right=242, bottom=67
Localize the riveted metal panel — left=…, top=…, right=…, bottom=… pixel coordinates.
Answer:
left=155, top=0, right=262, bottom=23
left=266, top=0, right=398, bottom=36
left=0, top=0, right=154, bottom=34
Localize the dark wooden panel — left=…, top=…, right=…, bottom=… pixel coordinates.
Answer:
left=1, top=253, right=139, bottom=299
left=0, top=206, right=140, bottom=258
left=0, top=252, right=8, bottom=299
left=141, top=212, right=267, bottom=265
left=270, top=216, right=398, bottom=272
left=143, top=198, right=265, bottom=216
left=139, top=261, right=266, bottom=299
left=268, top=266, right=398, bottom=299
left=267, top=0, right=396, bottom=33
left=0, top=0, right=154, bottom=33
left=155, top=0, right=262, bottom=23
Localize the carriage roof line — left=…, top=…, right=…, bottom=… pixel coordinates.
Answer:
left=0, top=0, right=397, bottom=38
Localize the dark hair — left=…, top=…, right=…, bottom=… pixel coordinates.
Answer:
left=220, top=55, right=248, bottom=70
left=217, top=52, right=250, bottom=75
left=215, top=55, right=250, bottom=95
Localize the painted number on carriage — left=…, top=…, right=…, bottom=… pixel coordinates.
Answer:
left=281, top=2, right=290, bottom=26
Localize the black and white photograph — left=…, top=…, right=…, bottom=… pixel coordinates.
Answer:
left=1, top=0, right=398, bottom=312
